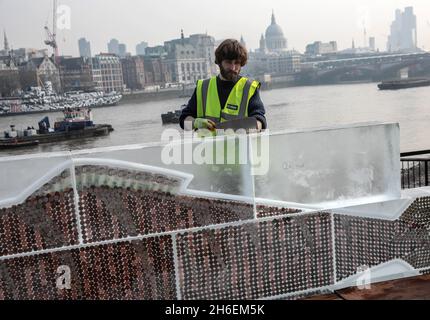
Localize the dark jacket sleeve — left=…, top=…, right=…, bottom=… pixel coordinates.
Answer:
left=179, top=88, right=197, bottom=130
left=248, top=89, right=268, bottom=129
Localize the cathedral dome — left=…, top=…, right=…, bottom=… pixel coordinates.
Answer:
left=265, top=12, right=285, bottom=39
left=264, top=12, right=288, bottom=52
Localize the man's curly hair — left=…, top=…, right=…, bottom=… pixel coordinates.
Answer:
left=215, top=39, right=248, bottom=67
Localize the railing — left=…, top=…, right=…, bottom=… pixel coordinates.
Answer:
left=401, top=150, right=430, bottom=189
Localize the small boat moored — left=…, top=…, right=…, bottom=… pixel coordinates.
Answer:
left=378, top=78, right=430, bottom=90
left=0, top=139, right=40, bottom=149
left=0, top=108, right=114, bottom=149
left=161, top=104, right=186, bottom=125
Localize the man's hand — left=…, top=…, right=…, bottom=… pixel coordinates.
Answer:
left=193, top=118, right=217, bottom=131
left=184, top=116, right=195, bottom=131
left=256, top=120, right=263, bottom=132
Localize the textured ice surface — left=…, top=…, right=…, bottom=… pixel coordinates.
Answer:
left=252, top=123, right=400, bottom=208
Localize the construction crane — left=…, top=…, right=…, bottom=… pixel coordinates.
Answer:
left=44, top=0, right=59, bottom=64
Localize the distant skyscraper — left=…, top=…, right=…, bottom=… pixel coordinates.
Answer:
left=136, top=41, right=148, bottom=55
left=108, top=39, right=120, bottom=55
left=387, top=7, right=417, bottom=52
left=78, top=38, right=92, bottom=58
left=240, top=35, right=246, bottom=49
left=369, top=37, right=376, bottom=51
left=3, top=30, right=10, bottom=53
left=118, top=44, right=127, bottom=57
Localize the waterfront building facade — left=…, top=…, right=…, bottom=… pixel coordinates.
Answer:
left=93, top=53, right=124, bottom=93
left=121, top=56, right=146, bottom=90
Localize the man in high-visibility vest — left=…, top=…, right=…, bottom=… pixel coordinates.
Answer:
left=179, top=39, right=266, bottom=194
left=180, top=39, right=267, bottom=133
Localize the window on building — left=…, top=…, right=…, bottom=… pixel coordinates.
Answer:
left=192, top=63, right=195, bottom=71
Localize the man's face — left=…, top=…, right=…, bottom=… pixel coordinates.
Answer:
left=220, top=59, right=242, bottom=81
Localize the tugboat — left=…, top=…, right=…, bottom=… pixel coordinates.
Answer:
left=161, top=104, right=186, bottom=125
left=0, top=108, right=113, bottom=149
left=0, top=136, right=40, bottom=149
left=378, top=78, right=430, bottom=90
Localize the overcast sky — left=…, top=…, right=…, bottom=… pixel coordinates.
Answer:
left=1, top=0, right=429, bottom=56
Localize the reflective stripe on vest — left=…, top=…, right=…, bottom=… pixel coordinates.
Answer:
left=197, top=76, right=260, bottom=123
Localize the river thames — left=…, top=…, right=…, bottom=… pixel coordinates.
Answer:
left=1, top=82, right=430, bottom=156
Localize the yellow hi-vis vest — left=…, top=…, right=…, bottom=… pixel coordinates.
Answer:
left=196, top=76, right=260, bottom=124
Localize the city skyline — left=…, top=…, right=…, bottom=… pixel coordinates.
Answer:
left=1, top=0, right=430, bottom=57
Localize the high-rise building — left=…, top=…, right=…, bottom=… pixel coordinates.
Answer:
left=118, top=44, right=127, bottom=58
left=108, top=39, right=120, bottom=55
left=108, top=39, right=128, bottom=57
left=136, top=42, right=148, bottom=56
left=78, top=38, right=92, bottom=58
left=3, top=30, right=10, bottom=54
left=387, top=7, right=418, bottom=52
left=240, top=36, right=247, bottom=49
left=369, top=37, right=376, bottom=51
